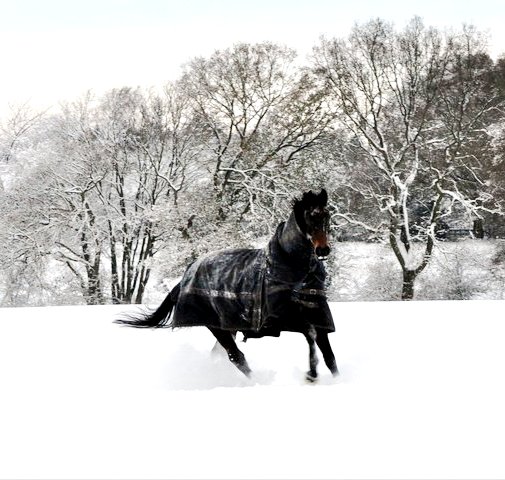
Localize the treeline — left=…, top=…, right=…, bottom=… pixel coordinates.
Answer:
left=1, top=17, right=505, bottom=305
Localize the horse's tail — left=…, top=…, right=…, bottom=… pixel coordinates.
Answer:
left=115, top=283, right=181, bottom=328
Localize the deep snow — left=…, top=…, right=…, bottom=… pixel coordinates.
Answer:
left=1, top=300, right=505, bottom=479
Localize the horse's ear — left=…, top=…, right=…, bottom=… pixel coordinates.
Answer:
left=319, top=189, right=328, bottom=206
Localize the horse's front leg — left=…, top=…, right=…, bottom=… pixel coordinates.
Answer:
left=303, top=325, right=319, bottom=382
left=315, top=329, right=339, bottom=377
left=208, top=327, right=251, bottom=377
left=211, top=331, right=237, bottom=355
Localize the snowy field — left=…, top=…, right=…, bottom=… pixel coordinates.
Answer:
left=1, top=301, right=505, bottom=479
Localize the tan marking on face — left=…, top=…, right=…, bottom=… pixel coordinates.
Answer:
left=310, top=230, right=329, bottom=250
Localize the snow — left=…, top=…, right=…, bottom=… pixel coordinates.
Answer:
left=1, top=300, right=505, bottom=479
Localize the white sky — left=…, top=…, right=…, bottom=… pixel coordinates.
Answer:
left=1, top=0, right=505, bottom=114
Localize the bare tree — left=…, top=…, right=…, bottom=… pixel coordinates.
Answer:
left=180, top=42, right=333, bottom=230
left=92, top=86, right=199, bottom=303
left=1, top=86, right=200, bottom=305
left=0, top=102, right=47, bottom=165
left=313, top=18, right=504, bottom=299
left=37, top=99, right=108, bottom=305
left=0, top=103, right=47, bottom=196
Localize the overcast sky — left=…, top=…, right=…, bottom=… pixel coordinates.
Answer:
left=1, top=0, right=505, bottom=114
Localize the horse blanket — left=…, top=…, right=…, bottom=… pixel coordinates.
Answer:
left=171, top=212, right=334, bottom=337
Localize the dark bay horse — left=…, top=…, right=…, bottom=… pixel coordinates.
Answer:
left=116, top=189, right=339, bottom=382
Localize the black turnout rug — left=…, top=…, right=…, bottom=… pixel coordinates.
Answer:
left=172, top=211, right=334, bottom=338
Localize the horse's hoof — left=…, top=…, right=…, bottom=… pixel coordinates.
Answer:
left=305, top=372, right=318, bottom=383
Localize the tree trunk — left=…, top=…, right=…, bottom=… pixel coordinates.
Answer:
left=473, top=218, right=484, bottom=239
left=108, top=221, right=120, bottom=304
left=401, top=269, right=416, bottom=300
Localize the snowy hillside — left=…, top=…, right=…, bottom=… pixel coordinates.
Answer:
left=1, top=301, right=505, bottom=479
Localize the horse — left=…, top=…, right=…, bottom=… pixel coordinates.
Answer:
left=115, top=189, right=339, bottom=382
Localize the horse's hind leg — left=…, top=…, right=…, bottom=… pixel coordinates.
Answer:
left=304, top=325, right=319, bottom=382
left=315, top=329, right=339, bottom=376
left=208, top=327, right=251, bottom=377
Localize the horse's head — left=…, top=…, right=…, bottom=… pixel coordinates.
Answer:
left=294, top=189, right=331, bottom=260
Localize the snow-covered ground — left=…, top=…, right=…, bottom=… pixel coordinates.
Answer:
left=1, top=300, right=504, bottom=479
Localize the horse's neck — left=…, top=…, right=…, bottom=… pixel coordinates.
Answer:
left=276, top=212, right=312, bottom=260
